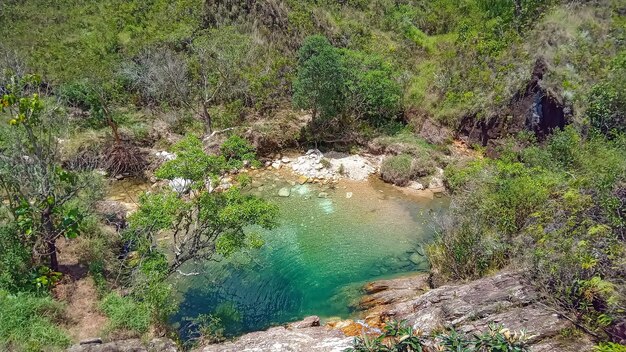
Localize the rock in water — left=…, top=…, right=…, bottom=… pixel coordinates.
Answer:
left=278, top=187, right=291, bottom=197
left=346, top=192, right=353, bottom=199
left=297, top=175, right=309, bottom=185
left=408, top=252, right=422, bottom=265
left=317, top=192, right=328, bottom=198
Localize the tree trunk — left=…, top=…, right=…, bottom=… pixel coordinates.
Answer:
left=202, top=100, right=213, bottom=134
left=42, top=206, right=59, bottom=271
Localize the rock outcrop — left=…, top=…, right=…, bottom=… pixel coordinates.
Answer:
left=356, top=271, right=595, bottom=352
left=289, top=149, right=378, bottom=181
left=458, top=57, right=570, bottom=153
left=197, top=271, right=594, bottom=352
left=68, top=338, right=178, bottom=352
left=198, top=316, right=352, bottom=352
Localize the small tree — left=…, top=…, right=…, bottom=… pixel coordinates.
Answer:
left=292, top=35, right=346, bottom=121
left=59, top=79, right=146, bottom=176
left=125, top=29, right=257, bottom=134
left=128, top=135, right=278, bottom=276
left=0, top=75, right=89, bottom=272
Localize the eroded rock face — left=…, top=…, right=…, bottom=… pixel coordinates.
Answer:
left=198, top=316, right=352, bottom=352
left=356, top=271, right=594, bottom=352
left=458, top=57, right=570, bottom=154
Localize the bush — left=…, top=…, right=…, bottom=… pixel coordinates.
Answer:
left=220, top=135, right=258, bottom=169
left=0, top=292, right=71, bottom=352
left=587, top=54, right=626, bottom=138
left=347, top=320, right=529, bottom=352
left=0, top=225, right=32, bottom=291
left=595, top=343, right=626, bottom=352
left=380, top=153, right=435, bottom=186
left=380, top=154, right=414, bottom=186
left=431, top=127, right=626, bottom=338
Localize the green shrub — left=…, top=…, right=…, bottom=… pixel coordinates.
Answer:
left=0, top=292, right=71, bottom=352
left=348, top=320, right=425, bottom=352
left=587, top=54, right=626, bottom=138
left=380, top=153, right=436, bottom=186
left=156, top=135, right=227, bottom=182
left=347, top=320, right=529, bottom=352
left=0, top=225, right=32, bottom=291
left=595, top=343, right=626, bottom=352
left=380, top=154, right=415, bottom=186
left=220, top=135, right=259, bottom=169
left=99, top=293, right=151, bottom=335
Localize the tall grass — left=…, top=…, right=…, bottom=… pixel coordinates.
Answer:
left=0, top=292, right=71, bottom=352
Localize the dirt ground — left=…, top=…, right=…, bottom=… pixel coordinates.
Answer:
left=53, top=238, right=109, bottom=343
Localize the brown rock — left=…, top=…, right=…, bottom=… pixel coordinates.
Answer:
left=287, top=315, right=320, bottom=329
left=418, top=118, right=454, bottom=145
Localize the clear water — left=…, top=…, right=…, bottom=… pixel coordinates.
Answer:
left=169, top=172, right=448, bottom=337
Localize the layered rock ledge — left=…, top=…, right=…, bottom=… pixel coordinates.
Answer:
left=195, top=271, right=595, bottom=352
left=354, top=271, right=594, bottom=351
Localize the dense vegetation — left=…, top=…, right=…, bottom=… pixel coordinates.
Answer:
left=0, top=0, right=624, bottom=350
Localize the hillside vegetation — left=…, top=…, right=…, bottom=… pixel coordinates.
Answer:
left=0, top=0, right=625, bottom=350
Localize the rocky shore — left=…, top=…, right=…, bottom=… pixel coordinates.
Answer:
left=67, top=271, right=595, bottom=352
left=183, top=271, right=593, bottom=352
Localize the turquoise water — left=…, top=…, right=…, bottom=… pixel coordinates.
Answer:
left=171, top=172, right=448, bottom=338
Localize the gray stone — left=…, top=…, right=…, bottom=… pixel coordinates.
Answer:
left=197, top=324, right=351, bottom=352
left=278, top=187, right=291, bottom=197
left=169, top=178, right=192, bottom=194
left=68, top=338, right=178, bottom=352
left=79, top=338, right=102, bottom=345
left=356, top=271, right=594, bottom=352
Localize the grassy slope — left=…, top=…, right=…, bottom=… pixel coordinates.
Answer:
left=1, top=0, right=623, bottom=129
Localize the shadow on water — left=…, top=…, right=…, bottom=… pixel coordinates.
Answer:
left=170, top=173, right=449, bottom=339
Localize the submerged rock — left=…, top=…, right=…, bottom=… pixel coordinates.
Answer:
left=408, top=252, right=422, bottom=265
left=278, top=187, right=291, bottom=197
left=297, top=175, right=309, bottom=185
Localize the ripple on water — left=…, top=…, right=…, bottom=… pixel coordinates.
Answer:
left=171, top=176, right=448, bottom=338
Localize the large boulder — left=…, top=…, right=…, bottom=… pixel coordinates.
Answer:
left=356, top=271, right=594, bottom=352
left=198, top=317, right=352, bottom=352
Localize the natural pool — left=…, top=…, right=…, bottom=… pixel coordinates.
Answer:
left=169, top=172, right=448, bottom=338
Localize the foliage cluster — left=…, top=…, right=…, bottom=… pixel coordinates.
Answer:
left=347, top=320, right=529, bottom=352
left=430, top=126, right=626, bottom=338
